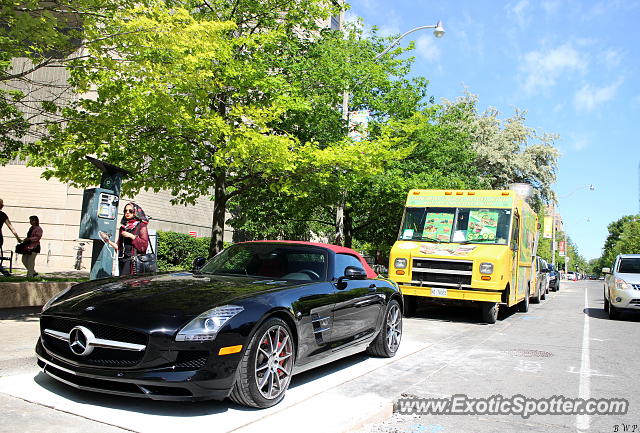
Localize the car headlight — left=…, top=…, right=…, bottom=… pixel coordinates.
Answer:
left=479, top=262, right=494, bottom=274
left=394, top=258, right=408, bottom=269
left=42, top=287, right=72, bottom=312
left=615, top=278, right=631, bottom=290
left=176, top=305, right=244, bottom=342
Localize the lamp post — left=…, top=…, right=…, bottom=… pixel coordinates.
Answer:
left=553, top=184, right=595, bottom=274
left=335, top=20, right=445, bottom=246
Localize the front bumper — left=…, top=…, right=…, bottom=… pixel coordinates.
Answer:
left=36, top=337, right=239, bottom=401
left=609, top=288, right=640, bottom=310
left=400, top=285, right=502, bottom=303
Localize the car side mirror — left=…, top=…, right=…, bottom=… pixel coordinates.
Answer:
left=336, top=266, right=367, bottom=289
left=192, top=257, right=207, bottom=271
left=602, top=267, right=611, bottom=274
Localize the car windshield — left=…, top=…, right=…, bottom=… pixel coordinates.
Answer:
left=200, top=243, right=327, bottom=281
left=399, top=207, right=511, bottom=245
left=618, top=258, right=640, bottom=274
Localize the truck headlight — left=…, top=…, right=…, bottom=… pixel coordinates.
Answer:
left=176, top=305, right=244, bottom=342
left=394, top=258, right=408, bottom=269
left=615, top=278, right=631, bottom=290
left=479, top=262, right=494, bottom=274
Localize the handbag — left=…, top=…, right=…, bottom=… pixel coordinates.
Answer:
left=132, top=224, right=157, bottom=274
left=15, top=241, right=32, bottom=255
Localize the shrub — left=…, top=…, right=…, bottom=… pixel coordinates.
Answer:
left=156, top=231, right=210, bottom=271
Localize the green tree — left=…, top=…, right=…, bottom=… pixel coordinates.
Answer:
left=22, top=1, right=408, bottom=257
left=0, top=0, right=135, bottom=162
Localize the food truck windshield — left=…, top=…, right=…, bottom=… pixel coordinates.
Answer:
left=399, top=207, right=512, bottom=245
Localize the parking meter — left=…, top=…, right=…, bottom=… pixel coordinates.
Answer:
left=81, top=157, right=129, bottom=280
left=79, top=188, right=119, bottom=240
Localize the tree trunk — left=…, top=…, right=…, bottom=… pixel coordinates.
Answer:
left=344, top=207, right=353, bottom=248
left=209, top=171, right=227, bottom=258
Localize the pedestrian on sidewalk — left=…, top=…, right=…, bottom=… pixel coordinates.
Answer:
left=100, top=202, right=150, bottom=276
left=20, top=215, right=42, bottom=278
left=0, top=198, right=22, bottom=277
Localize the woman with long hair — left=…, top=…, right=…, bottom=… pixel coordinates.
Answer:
left=21, top=215, right=42, bottom=277
left=101, top=202, right=149, bottom=276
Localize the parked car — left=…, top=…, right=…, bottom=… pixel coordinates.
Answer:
left=35, top=241, right=403, bottom=408
left=566, top=271, right=577, bottom=281
left=603, top=254, right=640, bottom=320
left=532, top=256, right=549, bottom=303
left=547, top=263, right=560, bottom=292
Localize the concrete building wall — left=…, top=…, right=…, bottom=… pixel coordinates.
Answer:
left=0, top=164, right=232, bottom=273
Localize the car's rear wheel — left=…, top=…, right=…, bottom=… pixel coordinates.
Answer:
left=230, top=318, right=294, bottom=408
left=367, top=299, right=402, bottom=358
left=532, top=285, right=541, bottom=304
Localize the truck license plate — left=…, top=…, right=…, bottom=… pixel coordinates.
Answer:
left=431, top=288, right=447, bottom=297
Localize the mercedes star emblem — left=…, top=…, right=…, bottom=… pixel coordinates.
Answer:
left=68, top=326, right=95, bottom=356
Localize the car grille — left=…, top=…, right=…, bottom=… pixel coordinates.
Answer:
left=629, top=299, right=640, bottom=305
left=40, top=316, right=148, bottom=368
left=410, top=258, right=472, bottom=289
left=632, top=284, right=640, bottom=291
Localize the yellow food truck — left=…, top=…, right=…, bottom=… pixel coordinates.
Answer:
left=389, top=189, right=538, bottom=323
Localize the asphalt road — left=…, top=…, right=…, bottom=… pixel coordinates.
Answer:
left=357, top=279, right=640, bottom=433
left=1, top=280, right=637, bottom=433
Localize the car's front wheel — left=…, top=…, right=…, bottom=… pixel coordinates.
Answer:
left=230, top=318, right=295, bottom=408
left=367, top=299, right=402, bottom=358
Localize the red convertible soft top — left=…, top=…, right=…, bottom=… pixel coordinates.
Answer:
left=241, top=240, right=378, bottom=279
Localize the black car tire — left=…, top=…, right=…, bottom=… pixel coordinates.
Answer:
left=603, top=291, right=609, bottom=311
left=230, top=317, right=295, bottom=408
left=608, top=300, right=620, bottom=320
left=518, top=286, right=530, bottom=312
left=541, top=287, right=547, bottom=301
left=532, top=285, right=541, bottom=304
left=366, top=299, right=402, bottom=358
left=403, top=294, right=417, bottom=317
left=480, top=302, right=499, bottom=324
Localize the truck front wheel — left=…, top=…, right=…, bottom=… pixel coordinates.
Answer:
left=481, top=302, right=499, bottom=324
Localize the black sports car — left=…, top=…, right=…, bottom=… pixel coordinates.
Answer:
left=36, top=241, right=403, bottom=408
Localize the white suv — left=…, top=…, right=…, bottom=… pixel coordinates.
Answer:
left=603, top=254, right=640, bottom=319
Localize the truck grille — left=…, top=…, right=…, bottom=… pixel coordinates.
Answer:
left=410, top=258, right=472, bottom=289
left=40, top=316, right=147, bottom=368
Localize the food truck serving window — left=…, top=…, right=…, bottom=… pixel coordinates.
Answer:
left=400, top=207, right=511, bottom=245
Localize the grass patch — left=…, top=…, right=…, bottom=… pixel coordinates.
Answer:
left=0, top=276, right=87, bottom=283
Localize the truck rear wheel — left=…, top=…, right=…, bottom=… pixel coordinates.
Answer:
left=480, top=302, right=499, bottom=324
left=518, top=287, right=530, bottom=312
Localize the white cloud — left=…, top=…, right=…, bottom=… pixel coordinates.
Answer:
left=601, top=49, right=623, bottom=69
left=415, top=34, right=441, bottom=62
left=573, top=136, right=588, bottom=150
left=541, top=0, right=562, bottom=15
left=520, top=43, right=588, bottom=94
left=508, top=0, right=531, bottom=28
left=574, top=79, right=623, bottom=112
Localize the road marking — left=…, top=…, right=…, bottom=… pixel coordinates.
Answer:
left=567, top=366, right=614, bottom=377
left=576, top=288, right=591, bottom=431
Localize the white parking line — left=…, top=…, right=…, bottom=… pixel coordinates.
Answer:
left=576, top=287, right=591, bottom=431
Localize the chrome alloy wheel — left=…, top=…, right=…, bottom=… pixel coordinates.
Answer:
left=386, top=303, right=402, bottom=352
left=254, top=324, right=294, bottom=400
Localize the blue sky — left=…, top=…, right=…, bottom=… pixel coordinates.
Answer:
left=346, top=0, right=640, bottom=261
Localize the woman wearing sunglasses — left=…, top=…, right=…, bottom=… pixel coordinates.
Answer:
left=100, top=202, right=150, bottom=276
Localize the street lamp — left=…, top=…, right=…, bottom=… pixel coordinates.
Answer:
left=551, top=184, right=595, bottom=273
left=335, top=20, right=445, bottom=246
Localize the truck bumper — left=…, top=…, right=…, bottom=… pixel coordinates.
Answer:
left=400, top=285, right=502, bottom=303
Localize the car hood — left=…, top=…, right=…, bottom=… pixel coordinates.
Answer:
left=617, top=273, right=640, bottom=284
left=43, top=272, right=297, bottom=330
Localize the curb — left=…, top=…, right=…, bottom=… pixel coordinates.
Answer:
left=0, top=282, right=74, bottom=308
